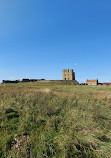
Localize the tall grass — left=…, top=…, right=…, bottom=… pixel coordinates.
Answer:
left=0, top=83, right=111, bottom=157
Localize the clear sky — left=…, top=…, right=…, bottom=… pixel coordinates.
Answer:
left=0, top=0, right=111, bottom=83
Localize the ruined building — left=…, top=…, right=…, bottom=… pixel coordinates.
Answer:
left=63, top=69, right=75, bottom=80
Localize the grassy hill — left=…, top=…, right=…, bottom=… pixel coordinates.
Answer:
left=0, top=82, right=111, bottom=158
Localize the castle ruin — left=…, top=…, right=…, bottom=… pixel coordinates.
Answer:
left=63, top=69, right=75, bottom=80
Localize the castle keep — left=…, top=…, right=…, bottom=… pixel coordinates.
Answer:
left=63, top=69, right=75, bottom=80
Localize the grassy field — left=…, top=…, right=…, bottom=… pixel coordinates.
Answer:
left=0, top=82, right=111, bottom=158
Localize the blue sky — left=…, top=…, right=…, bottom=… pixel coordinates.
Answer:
left=0, top=0, right=111, bottom=83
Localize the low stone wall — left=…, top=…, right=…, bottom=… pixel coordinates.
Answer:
left=37, top=80, right=79, bottom=84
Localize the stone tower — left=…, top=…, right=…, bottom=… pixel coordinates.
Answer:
left=63, top=69, right=75, bottom=80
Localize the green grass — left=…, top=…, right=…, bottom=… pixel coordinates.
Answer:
left=0, top=82, right=111, bottom=157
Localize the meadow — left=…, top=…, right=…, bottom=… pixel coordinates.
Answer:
left=0, top=82, right=111, bottom=158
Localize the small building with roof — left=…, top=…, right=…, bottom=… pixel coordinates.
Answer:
left=103, top=82, right=111, bottom=85
left=86, top=79, right=98, bottom=86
